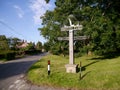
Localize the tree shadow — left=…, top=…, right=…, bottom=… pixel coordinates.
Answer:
left=89, top=57, right=113, bottom=60
left=86, top=53, right=120, bottom=61
left=90, top=52, right=120, bottom=60
left=76, top=52, right=120, bottom=80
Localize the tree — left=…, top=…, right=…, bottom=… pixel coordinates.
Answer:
left=36, top=41, right=42, bottom=51
left=40, top=0, right=120, bottom=56
left=39, top=10, right=69, bottom=55
left=81, top=0, right=120, bottom=55
left=25, top=42, right=35, bottom=51
left=43, top=41, right=50, bottom=52
left=7, top=37, right=21, bottom=50
left=0, top=35, right=9, bottom=50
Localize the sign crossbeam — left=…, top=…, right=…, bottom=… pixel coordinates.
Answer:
left=74, top=36, right=89, bottom=40
left=58, top=36, right=89, bottom=41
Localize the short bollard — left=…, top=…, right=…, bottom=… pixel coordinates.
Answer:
left=48, top=60, right=50, bottom=76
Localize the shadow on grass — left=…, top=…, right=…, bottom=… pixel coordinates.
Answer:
left=76, top=60, right=100, bottom=73
left=80, top=71, right=91, bottom=80
left=89, top=57, right=114, bottom=60
left=90, top=52, right=120, bottom=60
left=77, top=52, right=120, bottom=80
left=83, top=61, right=100, bottom=69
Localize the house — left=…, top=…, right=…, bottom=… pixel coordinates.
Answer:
left=16, top=40, right=29, bottom=48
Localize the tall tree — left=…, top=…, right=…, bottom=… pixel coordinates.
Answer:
left=40, top=0, right=120, bottom=55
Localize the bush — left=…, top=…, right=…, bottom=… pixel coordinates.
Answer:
left=0, top=53, right=4, bottom=59
left=5, top=51, right=16, bottom=60
left=0, top=51, right=16, bottom=60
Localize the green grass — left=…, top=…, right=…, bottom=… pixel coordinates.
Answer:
left=27, top=54, right=120, bottom=90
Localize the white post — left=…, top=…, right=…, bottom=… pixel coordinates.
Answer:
left=69, top=30, right=74, bottom=64
left=48, top=60, right=50, bottom=75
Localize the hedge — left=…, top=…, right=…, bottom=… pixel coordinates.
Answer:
left=0, top=51, right=16, bottom=60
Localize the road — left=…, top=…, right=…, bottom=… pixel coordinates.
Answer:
left=0, top=53, right=48, bottom=90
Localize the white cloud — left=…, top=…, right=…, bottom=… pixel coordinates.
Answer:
left=13, top=5, right=24, bottom=18
left=29, top=0, right=52, bottom=24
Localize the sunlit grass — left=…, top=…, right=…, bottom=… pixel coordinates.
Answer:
left=27, top=54, right=120, bottom=89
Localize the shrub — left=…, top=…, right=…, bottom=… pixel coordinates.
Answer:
left=4, top=51, right=16, bottom=60
left=0, top=53, right=4, bottom=59
left=0, top=51, right=16, bottom=60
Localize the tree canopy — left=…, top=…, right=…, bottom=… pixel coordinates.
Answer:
left=39, top=0, right=120, bottom=56
left=0, top=35, right=9, bottom=50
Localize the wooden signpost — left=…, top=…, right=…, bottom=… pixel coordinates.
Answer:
left=58, top=15, right=89, bottom=73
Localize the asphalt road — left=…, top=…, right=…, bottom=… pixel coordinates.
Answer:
left=0, top=53, right=48, bottom=90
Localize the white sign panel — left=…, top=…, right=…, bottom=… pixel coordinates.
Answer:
left=61, top=25, right=83, bottom=31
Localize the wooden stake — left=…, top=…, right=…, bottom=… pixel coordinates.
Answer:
left=80, top=61, right=82, bottom=80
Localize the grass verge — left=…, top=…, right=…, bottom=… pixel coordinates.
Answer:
left=27, top=54, right=120, bottom=90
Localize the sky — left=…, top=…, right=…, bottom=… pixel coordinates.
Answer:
left=0, top=0, right=56, bottom=44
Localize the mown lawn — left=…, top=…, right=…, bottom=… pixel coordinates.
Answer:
left=27, top=54, right=120, bottom=90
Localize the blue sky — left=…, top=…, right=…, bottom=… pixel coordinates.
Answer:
left=0, top=0, right=55, bottom=44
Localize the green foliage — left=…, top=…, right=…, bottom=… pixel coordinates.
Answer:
left=43, top=42, right=50, bottom=52
left=24, top=42, right=35, bottom=51
left=80, top=0, right=120, bottom=55
left=0, top=35, right=9, bottom=50
left=50, top=41, right=64, bottom=55
left=0, top=35, right=23, bottom=60
left=0, top=50, right=16, bottom=60
left=5, top=51, right=16, bottom=60
left=36, top=41, right=42, bottom=51
left=0, top=52, right=5, bottom=59
left=20, top=42, right=40, bottom=55
left=39, top=0, right=120, bottom=56
left=8, top=37, right=21, bottom=50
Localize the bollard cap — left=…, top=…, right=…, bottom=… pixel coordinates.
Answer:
left=48, top=60, right=50, bottom=65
